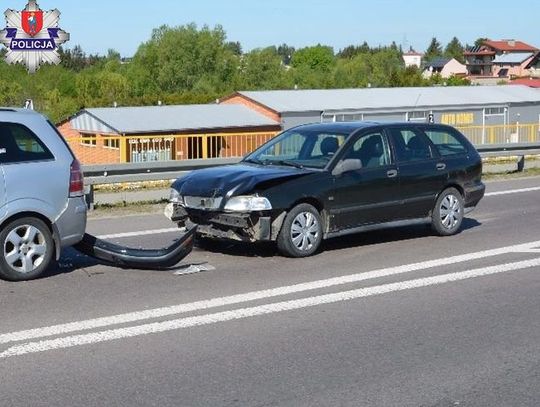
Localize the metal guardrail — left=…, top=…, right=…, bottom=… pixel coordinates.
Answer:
left=83, top=143, right=540, bottom=186
left=83, top=157, right=241, bottom=185
left=82, top=143, right=540, bottom=208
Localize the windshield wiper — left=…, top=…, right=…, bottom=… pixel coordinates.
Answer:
left=274, top=160, right=304, bottom=169
left=243, top=158, right=264, bottom=165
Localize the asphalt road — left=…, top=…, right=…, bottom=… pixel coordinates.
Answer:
left=1, top=176, right=540, bottom=406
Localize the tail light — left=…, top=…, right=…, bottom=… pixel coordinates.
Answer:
left=69, top=159, right=84, bottom=197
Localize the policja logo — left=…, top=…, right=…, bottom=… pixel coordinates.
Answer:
left=0, top=0, right=70, bottom=73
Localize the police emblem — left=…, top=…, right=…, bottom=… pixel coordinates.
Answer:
left=0, top=1, right=69, bottom=73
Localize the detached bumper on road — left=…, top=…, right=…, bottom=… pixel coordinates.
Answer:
left=74, top=226, right=197, bottom=269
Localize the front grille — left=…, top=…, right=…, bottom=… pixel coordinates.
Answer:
left=184, top=196, right=223, bottom=210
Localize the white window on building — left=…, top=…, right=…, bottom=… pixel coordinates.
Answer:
left=321, top=113, right=364, bottom=122
left=484, top=107, right=506, bottom=116
left=407, top=111, right=429, bottom=122
left=104, top=138, right=120, bottom=149
left=81, top=133, right=97, bottom=146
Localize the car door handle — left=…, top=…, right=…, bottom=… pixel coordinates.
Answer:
left=387, top=170, right=398, bottom=178
left=436, top=163, right=446, bottom=171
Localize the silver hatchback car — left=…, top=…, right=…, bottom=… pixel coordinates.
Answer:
left=0, top=108, right=87, bottom=281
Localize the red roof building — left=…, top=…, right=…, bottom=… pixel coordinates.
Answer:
left=483, top=40, right=538, bottom=53
left=464, top=39, right=539, bottom=77
left=510, top=78, right=540, bottom=88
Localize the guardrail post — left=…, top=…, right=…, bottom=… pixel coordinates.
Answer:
left=517, top=155, right=525, bottom=172
left=84, top=185, right=95, bottom=210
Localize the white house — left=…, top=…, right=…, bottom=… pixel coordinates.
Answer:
left=403, top=50, right=423, bottom=68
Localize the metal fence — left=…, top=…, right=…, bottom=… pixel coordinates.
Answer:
left=65, top=131, right=278, bottom=165
left=455, top=123, right=540, bottom=145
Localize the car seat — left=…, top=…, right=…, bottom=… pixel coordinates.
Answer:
left=360, top=136, right=384, bottom=168
left=406, top=136, right=431, bottom=160
left=320, top=137, right=339, bottom=157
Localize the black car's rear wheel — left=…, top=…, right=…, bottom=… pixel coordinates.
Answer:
left=431, top=188, right=464, bottom=236
left=0, top=217, right=54, bottom=281
left=277, top=204, right=323, bottom=258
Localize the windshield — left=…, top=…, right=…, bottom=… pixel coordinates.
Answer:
left=244, top=128, right=349, bottom=169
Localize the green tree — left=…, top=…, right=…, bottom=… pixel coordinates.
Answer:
left=474, top=37, right=489, bottom=47
left=424, top=37, right=443, bottom=63
left=444, top=37, right=464, bottom=63
left=277, top=43, right=295, bottom=65
left=225, top=41, right=242, bottom=56
left=292, top=45, right=335, bottom=72
left=237, top=47, right=290, bottom=89
left=129, top=23, right=237, bottom=94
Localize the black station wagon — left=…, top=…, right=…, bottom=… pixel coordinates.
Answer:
left=168, top=122, right=485, bottom=257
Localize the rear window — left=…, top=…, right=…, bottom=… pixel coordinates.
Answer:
left=0, top=122, right=54, bottom=164
left=424, top=129, right=468, bottom=157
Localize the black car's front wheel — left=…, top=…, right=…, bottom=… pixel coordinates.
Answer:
left=431, top=188, right=464, bottom=236
left=277, top=204, right=323, bottom=258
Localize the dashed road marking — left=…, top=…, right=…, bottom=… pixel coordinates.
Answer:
left=485, top=186, right=540, bottom=197
left=2, top=257, right=539, bottom=359
left=2, top=239, right=540, bottom=346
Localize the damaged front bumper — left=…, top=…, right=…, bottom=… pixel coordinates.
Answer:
left=167, top=204, right=285, bottom=243
left=74, top=226, right=197, bottom=269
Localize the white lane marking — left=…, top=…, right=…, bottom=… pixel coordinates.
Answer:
left=97, top=228, right=178, bottom=240
left=2, top=239, right=540, bottom=346
left=485, top=186, right=540, bottom=197
left=2, top=257, right=539, bottom=359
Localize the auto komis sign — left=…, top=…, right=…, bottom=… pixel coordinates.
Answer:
left=0, top=0, right=69, bottom=73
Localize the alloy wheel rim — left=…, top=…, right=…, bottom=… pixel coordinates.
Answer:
left=3, top=225, right=47, bottom=274
left=440, top=194, right=461, bottom=229
left=290, top=212, right=320, bottom=251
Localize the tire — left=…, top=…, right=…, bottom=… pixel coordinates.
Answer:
left=431, top=188, right=464, bottom=236
left=0, top=217, right=54, bottom=281
left=277, top=204, right=323, bottom=258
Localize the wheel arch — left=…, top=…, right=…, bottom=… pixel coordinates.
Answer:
left=439, top=183, right=464, bottom=199
left=288, top=196, right=329, bottom=234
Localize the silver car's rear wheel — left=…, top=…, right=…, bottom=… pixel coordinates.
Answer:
left=0, top=217, right=54, bottom=281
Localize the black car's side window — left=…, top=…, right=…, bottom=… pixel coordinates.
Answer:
left=0, top=122, right=54, bottom=164
left=423, top=129, right=468, bottom=157
left=389, top=128, right=433, bottom=163
left=343, top=132, right=391, bottom=168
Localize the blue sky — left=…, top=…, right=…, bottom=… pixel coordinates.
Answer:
left=18, top=0, right=540, bottom=56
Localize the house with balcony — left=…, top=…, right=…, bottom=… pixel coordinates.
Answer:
left=464, top=39, right=538, bottom=79
left=493, top=52, right=540, bottom=79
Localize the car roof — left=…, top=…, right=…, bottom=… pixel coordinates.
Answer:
left=0, top=107, right=43, bottom=116
left=294, top=121, right=450, bottom=133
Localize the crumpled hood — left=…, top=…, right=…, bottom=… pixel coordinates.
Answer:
left=172, top=164, right=314, bottom=197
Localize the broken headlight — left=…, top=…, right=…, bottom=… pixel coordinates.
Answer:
left=169, top=188, right=184, bottom=205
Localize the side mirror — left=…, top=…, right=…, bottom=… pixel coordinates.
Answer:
left=332, top=159, right=362, bottom=176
